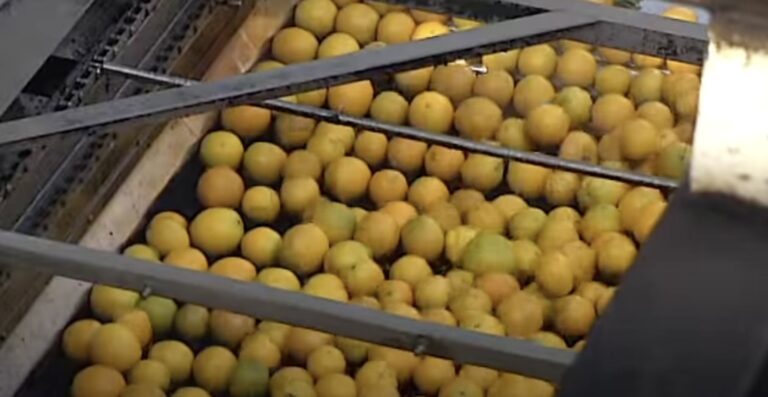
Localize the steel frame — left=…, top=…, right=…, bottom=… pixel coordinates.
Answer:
left=0, top=0, right=710, bottom=390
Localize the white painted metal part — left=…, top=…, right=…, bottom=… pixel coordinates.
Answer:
left=690, top=37, right=768, bottom=206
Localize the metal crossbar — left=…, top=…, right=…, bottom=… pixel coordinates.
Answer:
left=0, top=229, right=576, bottom=382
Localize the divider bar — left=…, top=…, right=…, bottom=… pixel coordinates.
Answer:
left=0, top=229, right=576, bottom=382
left=0, top=12, right=595, bottom=145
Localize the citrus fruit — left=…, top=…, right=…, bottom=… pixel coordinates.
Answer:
left=554, top=295, right=596, bottom=337
left=395, top=67, right=434, bottom=98
left=414, top=275, right=451, bottom=309
left=459, top=365, right=498, bottom=391
left=408, top=90, right=454, bottom=133
left=619, top=118, right=660, bottom=161
left=286, top=327, right=333, bottom=363
left=303, top=273, right=349, bottom=302
left=482, top=50, right=519, bottom=73
left=517, top=44, right=557, bottom=77
left=513, top=75, right=556, bottom=116
left=328, top=80, right=374, bottom=117
left=123, top=244, right=160, bottom=262
left=529, top=331, right=567, bottom=349
left=576, top=176, right=630, bottom=209
left=193, top=346, right=238, bottom=393
left=591, top=94, right=636, bottom=135
left=137, top=296, right=177, bottom=338
left=228, top=360, right=269, bottom=397
left=554, top=86, right=593, bottom=128
left=243, top=142, right=287, bottom=185
left=429, top=64, right=476, bottom=104
left=460, top=154, right=504, bottom=193
left=556, top=48, right=597, bottom=87
left=575, top=280, right=609, bottom=306
left=596, top=233, right=638, bottom=280
left=389, top=255, right=433, bottom=287
left=474, top=272, right=520, bottom=307
left=71, top=365, right=126, bottom=397
left=280, top=177, right=321, bottom=216
left=561, top=240, right=597, bottom=285
left=89, top=285, right=140, bottom=322
left=354, top=211, right=400, bottom=258
left=629, top=67, right=664, bottom=104
left=146, top=218, right=190, bottom=256
left=449, top=189, right=485, bottom=216
left=595, top=64, right=631, bottom=95
left=377, top=279, right=414, bottom=306
left=506, top=162, right=552, bottom=200
left=492, top=194, right=528, bottom=221
left=271, top=27, right=319, bottom=63
left=424, top=145, right=465, bottom=182
left=354, top=131, right=388, bottom=167
left=438, top=377, right=484, bottom=397
left=275, top=114, right=317, bottom=149
left=407, top=177, right=449, bottom=211
left=343, top=259, right=386, bottom=296
left=196, top=166, right=244, bottom=209
left=465, top=203, right=505, bottom=235
left=221, top=106, right=271, bottom=139
left=316, top=373, right=356, bottom=397
left=509, top=240, right=542, bottom=282
left=411, top=21, right=450, bottom=39
left=355, top=360, right=398, bottom=390
left=387, top=137, right=428, bottom=174
left=294, top=0, right=338, bottom=38
left=371, top=91, right=409, bottom=125
left=62, top=319, right=102, bottom=362
left=279, top=223, right=329, bottom=276
left=239, top=333, right=282, bottom=369
left=544, top=171, right=580, bottom=206
left=401, top=215, right=445, bottom=261
left=174, top=304, right=209, bottom=343
left=163, top=247, right=208, bottom=272
left=454, top=96, right=503, bottom=141
left=148, top=340, right=194, bottom=384
left=496, top=292, right=544, bottom=337
left=369, top=169, right=408, bottom=207
left=199, top=131, right=243, bottom=169
left=459, top=232, right=515, bottom=275
left=525, top=103, right=570, bottom=147
left=120, top=384, right=165, bottom=397
left=335, top=3, right=380, bottom=44
left=189, top=207, right=244, bottom=256
left=473, top=70, right=515, bottom=108
left=128, top=359, right=171, bottom=390
left=536, top=218, right=580, bottom=253
left=317, top=32, right=360, bottom=58
left=116, top=309, right=152, bottom=348
left=618, top=186, right=664, bottom=231
left=414, top=357, right=457, bottom=395
left=496, top=117, right=533, bottom=151
left=89, top=323, right=142, bottom=372
left=579, top=203, right=622, bottom=243
left=508, top=207, right=547, bottom=240
left=656, top=141, right=691, bottom=180
left=283, top=151, right=322, bottom=181
left=425, top=201, right=462, bottom=231
left=311, top=200, right=357, bottom=244
left=325, top=156, right=372, bottom=203
left=323, top=240, right=372, bottom=275
left=535, top=252, right=574, bottom=298
left=376, top=11, right=415, bottom=44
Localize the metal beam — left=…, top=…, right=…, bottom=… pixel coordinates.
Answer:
left=99, top=62, right=678, bottom=190
left=0, top=0, right=95, bottom=115
left=0, top=12, right=596, bottom=146
left=0, top=229, right=576, bottom=382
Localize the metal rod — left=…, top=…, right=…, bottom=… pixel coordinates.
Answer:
left=0, top=12, right=596, bottom=145
left=0, top=229, right=575, bottom=382
left=98, top=62, right=679, bottom=190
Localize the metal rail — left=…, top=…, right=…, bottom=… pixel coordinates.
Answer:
left=99, top=62, right=679, bottom=190
left=0, top=229, right=575, bottom=382
left=0, top=11, right=594, bottom=145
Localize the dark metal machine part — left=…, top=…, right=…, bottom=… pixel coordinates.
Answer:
left=101, top=62, right=679, bottom=189
left=0, top=0, right=95, bottom=115
left=559, top=184, right=768, bottom=397
left=0, top=0, right=246, bottom=343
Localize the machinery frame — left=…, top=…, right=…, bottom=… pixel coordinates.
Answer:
left=0, top=0, right=709, bottom=394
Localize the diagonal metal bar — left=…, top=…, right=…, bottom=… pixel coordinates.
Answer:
left=0, top=11, right=596, bottom=146
left=390, top=0, right=708, bottom=64
left=0, top=229, right=576, bottom=382
left=99, top=62, right=678, bottom=190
